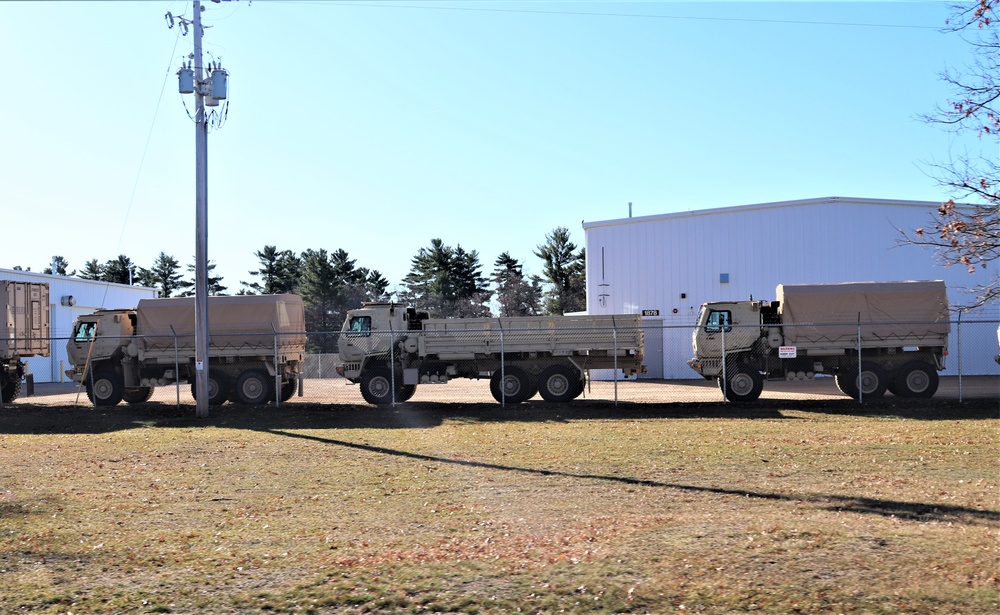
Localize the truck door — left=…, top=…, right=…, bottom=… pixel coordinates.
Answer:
left=340, top=314, right=391, bottom=361
left=696, top=304, right=759, bottom=359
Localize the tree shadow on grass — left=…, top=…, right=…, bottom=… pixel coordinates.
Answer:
left=264, top=427, right=1000, bottom=527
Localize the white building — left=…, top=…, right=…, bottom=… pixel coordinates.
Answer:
left=583, top=196, right=1000, bottom=378
left=1, top=268, right=157, bottom=383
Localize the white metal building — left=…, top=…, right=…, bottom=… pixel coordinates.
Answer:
left=1, top=268, right=157, bottom=383
left=582, top=196, right=1000, bottom=379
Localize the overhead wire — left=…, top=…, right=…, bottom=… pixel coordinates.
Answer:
left=251, top=0, right=942, bottom=31
left=99, top=21, right=185, bottom=308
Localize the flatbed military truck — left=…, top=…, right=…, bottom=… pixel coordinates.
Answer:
left=1, top=281, right=49, bottom=404
left=688, top=280, right=950, bottom=401
left=66, top=294, right=305, bottom=406
left=336, top=303, right=645, bottom=405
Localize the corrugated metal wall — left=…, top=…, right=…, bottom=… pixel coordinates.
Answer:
left=584, top=197, right=1000, bottom=378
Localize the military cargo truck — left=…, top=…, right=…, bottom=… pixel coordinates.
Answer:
left=1, top=281, right=50, bottom=404
left=688, top=281, right=950, bottom=401
left=66, top=294, right=305, bottom=406
left=336, top=303, right=645, bottom=405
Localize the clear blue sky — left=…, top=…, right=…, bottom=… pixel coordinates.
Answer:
left=1, top=1, right=986, bottom=295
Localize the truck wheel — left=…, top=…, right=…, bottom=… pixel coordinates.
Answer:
left=280, top=376, right=298, bottom=402
left=570, top=374, right=586, bottom=400
left=235, top=369, right=271, bottom=405
left=718, top=364, right=763, bottom=402
left=538, top=365, right=581, bottom=403
left=122, top=387, right=154, bottom=404
left=87, top=370, right=124, bottom=407
left=894, top=361, right=938, bottom=398
left=398, top=384, right=417, bottom=402
left=360, top=366, right=396, bottom=405
left=0, top=376, right=21, bottom=404
left=490, top=366, right=535, bottom=404
left=836, top=362, right=888, bottom=400
left=192, top=375, right=231, bottom=406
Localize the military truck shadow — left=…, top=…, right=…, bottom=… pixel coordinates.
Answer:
left=0, top=395, right=996, bottom=435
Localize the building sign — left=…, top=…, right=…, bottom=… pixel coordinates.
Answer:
left=641, top=309, right=660, bottom=317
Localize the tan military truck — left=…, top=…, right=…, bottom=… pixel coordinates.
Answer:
left=66, top=294, right=305, bottom=406
left=336, top=303, right=645, bottom=405
left=688, top=281, right=950, bottom=401
left=1, top=281, right=50, bottom=404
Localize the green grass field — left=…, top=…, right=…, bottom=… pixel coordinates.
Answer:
left=1, top=397, right=997, bottom=614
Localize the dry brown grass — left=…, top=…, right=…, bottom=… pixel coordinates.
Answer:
left=0, top=392, right=997, bottom=614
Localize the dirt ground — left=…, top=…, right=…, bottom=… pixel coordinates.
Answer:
left=12, top=374, right=999, bottom=409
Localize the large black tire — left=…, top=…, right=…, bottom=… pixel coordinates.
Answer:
left=538, top=364, right=582, bottom=403
left=836, top=361, right=888, bottom=401
left=1, top=375, right=21, bottom=404
left=192, top=374, right=231, bottom=406
left=279, top=376, right=298, bottom=402
left=360, top=366, right=396, bottom=405
left=718, top=363, right=764, bottom=402
left=122, top=387, right=155, bottom=404
left=569, top=374, right=586, bottom=400
left=234, top=369, right=271, bottom=405
left=87, top=369, right=124, bottom=407
left=893, top=361, right=939, bottom=398
left=489, top=366, right=535, bottom=405
left=397, top=384, right=417, bottom=402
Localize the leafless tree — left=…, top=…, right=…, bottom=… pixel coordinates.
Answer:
left=903, top=1, right=998, bottom=307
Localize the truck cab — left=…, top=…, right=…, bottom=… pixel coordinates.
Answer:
left=688, top=300, right=777, bottom=377
left=65, top=309, right=136, bottom=383
left=337, top=303, right=429, bottom=373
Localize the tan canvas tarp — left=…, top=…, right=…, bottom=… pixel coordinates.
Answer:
left=137, top=294, right=305, bottom=354
left=777, top=281, right=950, bottom=346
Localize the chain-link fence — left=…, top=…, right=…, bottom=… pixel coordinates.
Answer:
left=5, top=319, right=999, bottom=408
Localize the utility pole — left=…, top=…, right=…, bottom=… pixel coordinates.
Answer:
left=193, top=0, right=209, bottom=419
left=168, top=0, right=230, bottom=419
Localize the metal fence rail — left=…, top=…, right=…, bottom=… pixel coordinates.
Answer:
left=6, top=319, right=999, bottom=408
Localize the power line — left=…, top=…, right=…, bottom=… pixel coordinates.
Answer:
left=253, top=0, right=942, bottom=31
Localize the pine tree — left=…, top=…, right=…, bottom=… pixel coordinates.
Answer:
left=177, top=260, right=227, bottom=296
left=403, top=239, right=490, bottom=317
left=102, top=255, right=137, bottom=285
left=79, top=259, right=103, bottom=281
left=241, top=245, right=301, bottom=294
left=492, top=252, right=543, bottom=317
left=139, top=252, right=184, bottom=297
left=42, top=256, right=73, bottom=276
left=534, top=227, right=586, bottom=315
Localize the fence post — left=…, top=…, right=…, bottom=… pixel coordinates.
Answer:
left=273, top=324, right=280, bottom=407
left=389, top=318, right=396, bottom=406
left=857, top=314, right=863, bottom=405
left=613, top=318, right=619, bottom=406
left=957, top=310, right=963, bottom=403
left=497, top=318, right=507, bottom=408
left=720, top=320, right=727, bottom=402
left=171, top=325, right=180, bottom=409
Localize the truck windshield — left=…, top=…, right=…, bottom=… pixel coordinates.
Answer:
left=705, top=310, right=732, bottom=333
left=347, top=316, right=371, bottom=337
left=74, top=322, right=96, bottom=342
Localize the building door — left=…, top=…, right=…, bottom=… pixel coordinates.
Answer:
left=639, top=320, right=664, bottom=379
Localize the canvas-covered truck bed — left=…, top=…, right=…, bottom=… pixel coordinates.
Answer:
left=134, top=294, right=306, bottom=362
left=1, top=280, right=50, bottom=359
left=777, top=281, right=950, bottom=351
left=417, top=314, right=644, bottom=367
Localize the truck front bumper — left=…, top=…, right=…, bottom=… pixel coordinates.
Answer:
left=687, top=357, right=721, bottom=378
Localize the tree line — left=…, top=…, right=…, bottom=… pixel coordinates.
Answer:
left=12, top=227, right=586, bottom=342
